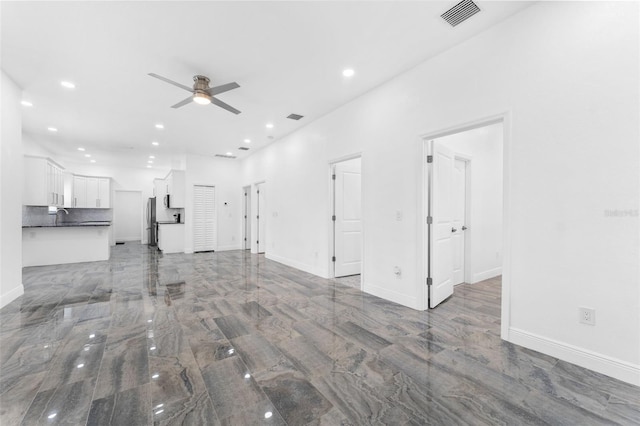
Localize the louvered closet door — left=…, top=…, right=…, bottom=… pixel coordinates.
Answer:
left=193, top=185, right=217, bottom=252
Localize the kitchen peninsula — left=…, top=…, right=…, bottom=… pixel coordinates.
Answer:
left=22, top=222, right=111, bottom=267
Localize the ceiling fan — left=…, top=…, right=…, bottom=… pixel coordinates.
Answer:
left=148, top=73, right=241, bottom=114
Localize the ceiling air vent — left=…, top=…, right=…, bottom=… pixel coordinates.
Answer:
left=441, top=0, right=480, bottom=27
left=238, top=147, right=250, bottom=151
left=287, top=113, right=304, bottom=120
left=215, top=154, right=236, bottom=159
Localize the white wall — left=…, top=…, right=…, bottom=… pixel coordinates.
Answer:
left=0, top=70, right=24, bottom=308
left=239, top=2, right=639, bottom=385
left=242, top=132, right=329, bottom=276
left=437, top=123, right=503, bottom=284
left=184, top=154, right=243, bottom=253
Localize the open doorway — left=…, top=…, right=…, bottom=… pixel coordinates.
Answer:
left=330, top=156, right=362, bottom=285
left=424, top=120, right=504, bottom=309
left=114, top=190, right=143, bottom=243
left=242, top=186, right=251, bottom=250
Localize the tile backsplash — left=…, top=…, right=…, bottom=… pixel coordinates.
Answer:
left=23, top=206, right=113, bottom=226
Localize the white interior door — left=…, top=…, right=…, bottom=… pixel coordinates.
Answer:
left=452, top=158, right=467, bottom=285
left=429, top=141, right=455, bottom=308
left=114, top=190, right=142, bottom=242
left=334, top=159, right=362, bottom=277
left=256, top=183, right=265, bottom=254
left=194, top=185, right=217, bottom=252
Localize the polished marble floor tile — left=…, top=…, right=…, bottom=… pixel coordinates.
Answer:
left=1, top=243, right=638, bottom=425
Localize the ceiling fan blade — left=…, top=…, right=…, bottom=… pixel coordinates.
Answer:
left=210, top=97, right=241, bottom=115
left=148, top=73, right=193, bottom=92
left=205, top=82, right=240, bottom=96
left=171, top=96, right=193, bottom=109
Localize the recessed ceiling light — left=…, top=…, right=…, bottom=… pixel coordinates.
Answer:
left=85, top=154, right=91, bottom=158
left=265, top=412, right=273, bottom=419
left=147, top=165, right=152, bottom=168
left=21, top=100, right=33, bottom=107
left=148, top=160, right=153, bottom=164
left=90, top=159, right=96, bottom=163
left=149, top=155, right=155, bottom=159
left=244, top=139, right=251, bottom=144
left=60, top=81, right=75, bottom=89
left=265, top=123, right=274, bottom=129
left=155, top=123, right=164, bottom=129
left=152, top=141, right=159, bottom=146
left=47, top=127, right=58, bottom=132
left=77, top=147, right=85, bottom=151
left=342, top=68, right=355, bottom=77
left=226, top=152, right=233, bottom=156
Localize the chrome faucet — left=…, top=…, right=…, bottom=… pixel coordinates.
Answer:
left=55, top=208, right=69, bottom=225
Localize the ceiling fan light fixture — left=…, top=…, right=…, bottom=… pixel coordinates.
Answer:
left=193, top=92, right=211, bottom=105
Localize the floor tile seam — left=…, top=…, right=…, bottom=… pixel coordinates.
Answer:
left=547, top=362, right=637, bottom=402
left=199, top=349, right=282, bottom=426
left=521, top=364, right=618, bottom=411
left=172, top=319, right=228, bottom=426
left=327, top=321, right=393, bottom=354
left=82, top=301, right=116, bottom=425
left=8, top=373, right=46, bottom=426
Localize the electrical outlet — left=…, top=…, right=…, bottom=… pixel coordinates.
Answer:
left=579, top=307, right=596, bottom=325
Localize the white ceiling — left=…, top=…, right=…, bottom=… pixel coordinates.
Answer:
left=2, top=1, right=532, bottom=170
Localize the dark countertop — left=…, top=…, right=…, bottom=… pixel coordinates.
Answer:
left=156, top=221, right=185, bottom=225
left=23, top=221, right=111, bottom=228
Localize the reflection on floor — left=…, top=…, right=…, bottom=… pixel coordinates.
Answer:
left=1, top=243, right=638, bottom=425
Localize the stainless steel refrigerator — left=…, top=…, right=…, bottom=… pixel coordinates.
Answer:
left=147, top=197, right=157, bottom=246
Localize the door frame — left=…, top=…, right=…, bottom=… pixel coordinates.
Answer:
left=328, top=153, right=363, bottom=285
left=253, top=181, right=266, bottom=254
left=242, top=185, right=251, bottom=250
left=419, top=112, right=512, bottom=339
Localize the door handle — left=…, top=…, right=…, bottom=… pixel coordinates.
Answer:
left=451, top=227, right=457, bottom=233
left=462, top=226, right=467, bottom=231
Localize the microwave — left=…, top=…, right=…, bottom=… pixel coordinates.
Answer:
left=163, top=194, right=171, bottom=208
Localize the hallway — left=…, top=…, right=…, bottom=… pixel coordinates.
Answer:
left=0, top=243, right=637, bottom=425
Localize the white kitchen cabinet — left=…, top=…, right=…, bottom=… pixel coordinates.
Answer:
left=63, top=171, right=74, bottom=208
left=157, top=223, right=185, bottom=254
left=97, top=178, right=110, bottom=207
left=165, top=170, right=185, bottom=208
left=73, top=176, right=87, bottom=207
left=73, top=175, right=111, bottom=208
left=23, top=156, right=65, bottom=206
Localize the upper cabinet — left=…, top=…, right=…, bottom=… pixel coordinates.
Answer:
left=166, top=170, right=185, bottom=208
left=23, top=155, right=112, bottom=208
left=73, top=175, right=110, bottom=208
left=23, top=156, right=65, bottom=206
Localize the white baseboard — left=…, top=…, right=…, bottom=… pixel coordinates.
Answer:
left=216, top=244, right=243, bottom=252
left=0, top=284, right=24, bottom=309
left=508, top=327, right=640, bottom=386
left=472, top=267, right=502, bottom=283
left=266, top=253, right=325, bottom=277
left=364, top=283, right=419, bottom=310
